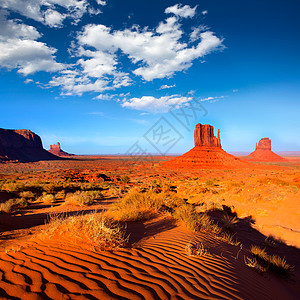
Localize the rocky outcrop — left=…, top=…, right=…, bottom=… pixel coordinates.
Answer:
left=48, top=142, right=74, bottom=157
left=256, top=137, right=271, bottom=150
left=194, top=124, right=221, bottom=148
left=245, top=138, right=287, bottom=162
left=163, top=123, right=247, bottom=169
left=0, top=128, right=61, bottom=162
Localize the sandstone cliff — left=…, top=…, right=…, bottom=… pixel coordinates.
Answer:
left=0, top=129, right=61, bottom=162
left=245, top=137, right=287, bottom=162
left=163, top=123, right=246, bottom=169
left=48, top=142, right=74, bottom=157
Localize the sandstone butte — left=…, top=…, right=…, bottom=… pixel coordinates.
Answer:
left=163, top=123, right=247, bottom=168
left=48, top=142, right=74, bottom=157
left=0, top=128, right=60, bottom=162
left=244, top=137, right=288, bottom=162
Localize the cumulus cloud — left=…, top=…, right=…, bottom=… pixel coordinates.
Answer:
left=0, top=3, right=224, bottom=100
left=0, top=10, right=64, bottom=75
left=76, top=14, right=223, bottom=82
left=1, top=0, right=106, bottom=27
left=165, top=4, right=197, bottom=18
left=44, top=9, right=66, bottom=28
left=121, top=95, right=192, bottom=113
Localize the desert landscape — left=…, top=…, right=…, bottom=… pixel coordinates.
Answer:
left=0, top=125, right=299, bottom=299
left=1, top=1, right=299, bottom=299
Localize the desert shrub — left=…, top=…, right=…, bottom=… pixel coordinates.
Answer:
left=16, top=197, right=29, bottom=208
left=41, top=194, right=56, bottom=204
left=110, top=188, right=184, bottom=221
left=19, top=191, right=35, bottom=199
left=42, top=211, right=128, bottom=250
left=174, top=204, right=221, bottom=234
left=250, top=245, right=292, bottom=278
left=64, top=190, right=103, bottom=206
left=0, top=199, right=16, bottom=213
left=120, top=175, right=130, bottom=184
left=1, top=182, right=25, bottom=192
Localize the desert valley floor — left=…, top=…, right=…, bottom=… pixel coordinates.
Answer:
left=0, top=155, right=300, bottom=299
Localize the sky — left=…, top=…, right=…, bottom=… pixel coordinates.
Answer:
left=0, top=0, right=299, bottom=155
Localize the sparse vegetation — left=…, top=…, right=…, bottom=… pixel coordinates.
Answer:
left=222, top=214, right=238, bottom=231
left=0, top=199, right=15, bottom=213
left=41, top=193, right=56, bottom=204
left=19, top=190, right=35, bottom=199
left=64, top=190, right=103, bottom=206
left=174, top=204, right=221, bottom=234
left=249, top=245, right=292, bottom=278
left=41, top=211, right=128, bottom=250
left=185, top=241, right=209, bottom=257
left=120, top=175, right=130, bottom=184
left=110, top=187, right=184, bottom=221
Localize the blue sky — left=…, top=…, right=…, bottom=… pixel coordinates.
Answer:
left=0, top=0, right=299, bottom=154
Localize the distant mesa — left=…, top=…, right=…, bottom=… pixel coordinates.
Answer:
left=244, top=137, right=287, bottom=162
left=48, top=142, right=74, bottom=157
left=0, top=128, right=61, bottom=162
left=163, top=123, right=247, bottom=169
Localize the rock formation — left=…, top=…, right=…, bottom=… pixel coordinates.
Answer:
left=194, top=124, right=221, bottom=148
left=0, top=128, right=61, bottom=162
left=245, top=137, right=287, bottom=162
left=163, top=123, right=247, bottom=169
left=48, top=142, right=74, bottom=157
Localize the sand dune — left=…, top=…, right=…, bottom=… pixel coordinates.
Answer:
left=0, top=217, right=297, bottom=300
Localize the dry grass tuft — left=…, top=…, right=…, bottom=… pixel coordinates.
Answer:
left=64, top=190, right=103, bottom=206
left=244, top=256, right=267, bottom=273
left=174, top=204, right=221, bottom=234
left=110, top=188, right=184, bottom=221
left=250, top=245, right=292, bottom=278
left=41, top=211, right=128, bottom=250
left=185, top=241, right=209, bottom=257
left=222, top=214, right=238, bottom=231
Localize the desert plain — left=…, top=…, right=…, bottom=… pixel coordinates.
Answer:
left=0, top=149, right=300, bottom=299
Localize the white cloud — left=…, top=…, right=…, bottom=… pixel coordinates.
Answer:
left=0, top=11, right=64, bottom=75
left=77, top=17, right=223, bottom=82
left=44, top=9, right=66, bottom=27
left=0, top=4, right=224, bottom=99
left=96, top=0, right=107, bottom=5
left=1, top=0, right=105, bottom=27
left=94, top=94, right=114, bottom=100
left=165, top=4, right=197, bottom=18
left=202, top=10, right=208, bottom=15
left=159, top=84, right=176, bottom=90
left=121, top=95, right=192, bottom=113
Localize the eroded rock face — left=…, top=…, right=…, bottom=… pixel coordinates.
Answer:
left=194, top=124, right=221, bottom=148
left=256, top=138, right=271, bottom=150
left=245, top=137, right=287, bottom=162
left=163, top=123, right=246, bottom=169
left=0, top=128, right=60, bottom=162
left=49, top=142, right=74, bottom=157
left=0, top=129, right=43, bottom=149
